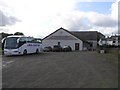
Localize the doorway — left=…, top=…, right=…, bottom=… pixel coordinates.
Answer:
left=75, top=43, right=79, bottom=50
left=58, top=42, right=60, bottom=46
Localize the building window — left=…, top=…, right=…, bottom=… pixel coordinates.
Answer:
left=113, top=41, right=115, bottom=43
left=90, top=43, right=93, bottom=47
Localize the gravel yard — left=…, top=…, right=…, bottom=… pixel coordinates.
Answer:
left=2, top=51, right=118, bottom=88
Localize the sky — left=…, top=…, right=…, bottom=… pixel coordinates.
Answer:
left=75, top=2, right=112, bottom=14
left=0, top=0, right=119, bottom=38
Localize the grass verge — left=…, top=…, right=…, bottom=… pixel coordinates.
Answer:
left=96, top=51, right=119, bottom=65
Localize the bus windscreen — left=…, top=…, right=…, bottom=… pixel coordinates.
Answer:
left=4, top=37, right=19, bottom=49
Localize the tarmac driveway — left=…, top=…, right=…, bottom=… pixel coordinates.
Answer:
left=2, top=51, right=118, bottom=88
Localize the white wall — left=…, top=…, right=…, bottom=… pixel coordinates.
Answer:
left=106, top=41, right=113, bottom=45
left=52, top=29, right=73, bottom=36
left=42, top=40, right=83, bottom=50
left=42, top=28, right=83, bottom=50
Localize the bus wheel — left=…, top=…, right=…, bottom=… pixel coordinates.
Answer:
left=23, top=50, right=27, bottom=55
left=36, top=49, right=39, bottom=54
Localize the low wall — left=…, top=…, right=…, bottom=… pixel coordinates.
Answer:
left=97, top=47, right=120, bottom=54
left=104, top=47, right=119, bottom=53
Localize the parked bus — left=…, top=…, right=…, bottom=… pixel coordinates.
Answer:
left=2, top=35, right=42, bottom=55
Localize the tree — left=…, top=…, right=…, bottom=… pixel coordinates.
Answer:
left=14, top=32, right=24, bottom=35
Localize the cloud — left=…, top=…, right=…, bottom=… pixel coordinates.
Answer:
left=64, top=0, right=118, bottom=35
left=85, top=12, right=117, bottom=27
left=56, top=10, right=117, bottom=32
left=0, top=27, right=9, bottom=32
left=0, top=0, right=119, bottom=38
left=110, top=0, right=118, bottom=21
left=0, top=10, right=20, bottom=26
left=49, top=1, right=118, bottom=33
left=99, top=26, right=118, bottom=36
left=57, top=11, right=92, bottom=30
left=66, top=18, right=92, bottom=30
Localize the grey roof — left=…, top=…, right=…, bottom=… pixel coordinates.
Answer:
left=43, top=27, right=105, bottom=43
left=70, top=31, right=105, bottom=41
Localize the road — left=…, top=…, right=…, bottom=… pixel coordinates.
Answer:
left=2, top=51, right=118, bottom=88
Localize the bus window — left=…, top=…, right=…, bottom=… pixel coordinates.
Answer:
left=26, top=37, right=34, bottom=43
left=19, top=37, right=26, bottom=42
left=33, top=38, right=42, bottom=43
left=18, top=37, right=27, bottom=47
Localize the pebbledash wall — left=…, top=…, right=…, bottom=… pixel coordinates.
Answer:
left=42, top=28, right=84, bottom=51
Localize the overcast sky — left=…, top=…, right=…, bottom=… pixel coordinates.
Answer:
left=0, top=0, right=119, bottom=38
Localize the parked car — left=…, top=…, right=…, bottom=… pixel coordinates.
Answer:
left=52, top=45, right=62, bottom=52
left=43, top=46, right=52, bottom=52
left=63, top=45, right=72, bottom=52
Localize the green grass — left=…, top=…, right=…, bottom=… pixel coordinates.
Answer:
left=105, top=53, right=118, bottom=64
left=96, top=51, right=119, bottom=65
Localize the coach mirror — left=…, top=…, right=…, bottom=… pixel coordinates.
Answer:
left=17, top=38, right=20, bottom=43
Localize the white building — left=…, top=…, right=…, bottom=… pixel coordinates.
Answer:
left=98, top=35, right=120, bottom=46
left=42, top=28, right=91, bottom=51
